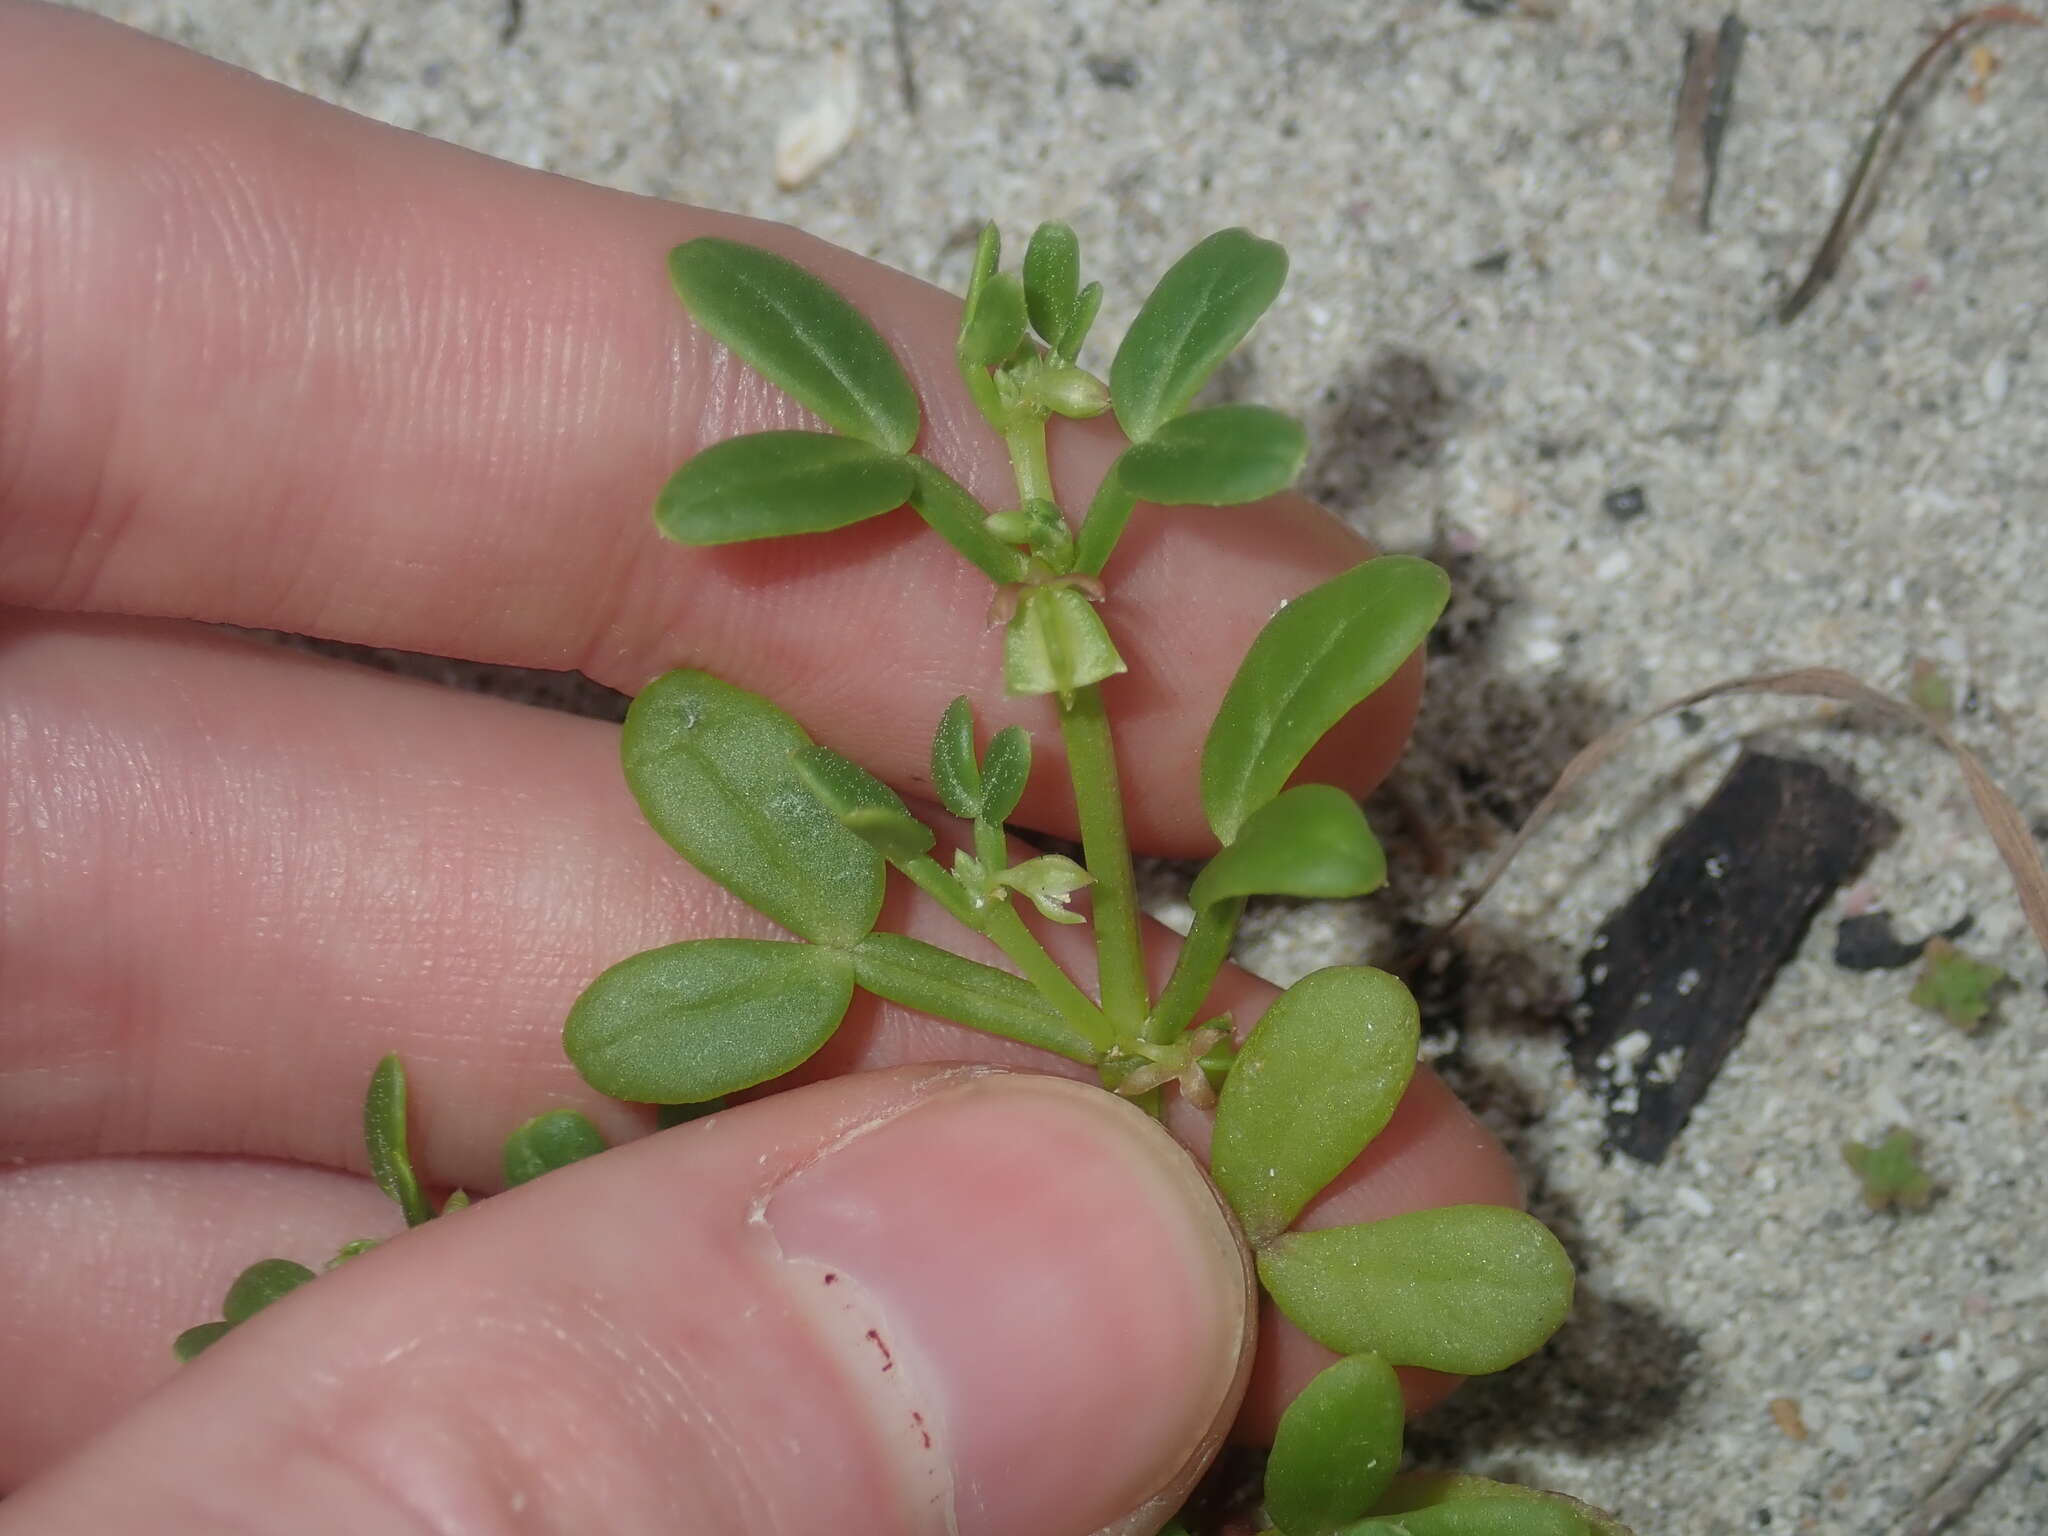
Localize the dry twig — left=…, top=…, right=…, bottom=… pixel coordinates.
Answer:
left=1779, top=7, right=2044, bottom=324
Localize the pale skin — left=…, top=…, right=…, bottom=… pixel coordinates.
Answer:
left=0, top=4, right=1523, bottom=1533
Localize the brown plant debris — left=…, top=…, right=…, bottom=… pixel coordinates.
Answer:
left=1778, top=7, right=2045, bottom=324
left=1769, top=1396, right=1811, bottom=1440
left=1569, top=752, right=1895, bottom=1163
left=1667, top=13, right=1747, bottom=230
left=1428, top=667, right=2048, bottom=968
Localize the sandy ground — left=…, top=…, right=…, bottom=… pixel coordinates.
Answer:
left=65, top=2, right=2048, bottom=1531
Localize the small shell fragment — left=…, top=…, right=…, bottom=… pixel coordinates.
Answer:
left=775, top=46, right=859, bottom=190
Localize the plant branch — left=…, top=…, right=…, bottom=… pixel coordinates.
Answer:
left=1147, top=897, right=1246, bottom=1044
left=976, top=898, right=1115, bottom=1049
left=1003, top=415, right=1055, bottom=506
left=1058, top=684, right=1149, bottom=1033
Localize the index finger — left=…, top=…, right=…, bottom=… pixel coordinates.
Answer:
left=0, top=2, right=1418, bottom=855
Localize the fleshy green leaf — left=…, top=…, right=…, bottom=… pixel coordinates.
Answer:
left=931, top=696, right=983, bottom=819
left=1110, top=228, right=1287, bottom=442
left=850, top=932, right=1099, bottom=1062
left=979, top=726, right=1032, bottom=824
left=222, top=1259, right=317, bottom=1326
left=1210, top=967, right=1418, bottom=1242
left=1004, top=585, right=1127, bottom=699
left=502, top=1109, right=609, bottom=1188
left=1056, top=280, right=1104, bottom=361
left=959, top=271, right=1028, bottom=369
left=1189, top=786, right=1386, bottom=909
left=1341, top=1504, right=1589, bottom=1535
left=1258, top=1206, right=1575, bottom=1375
left=654, top=431, right=914, bottom=546
left=1114, top=405, right=1307, bottom=507
left=173, top=1321, right=233, bottom=1362
left=964, top=222, right=1001, bottom=310
left=1024, top=221, right=1081, bottom=347
left=792, top=744, right=936, bottom=861
left=1266, top=1354, right=1405, bottom=1535
left=565, top=938, right=855, bottom=1103
left=1363, top=1474, right=1630, bottom=1536
left=364, top=1053, right=435, bottom=1228
left=624, top=671, right=883, bottom=947
left=668, top=238, right=919, bottom=454
left=1203, top=556, right=1449, bottom=844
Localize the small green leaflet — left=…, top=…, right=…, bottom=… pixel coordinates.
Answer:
left=1258, top=1205, right=1575, bottom=1376
left=364, top=1053, right=436, bottom=1228
left=668, top=238, right=920, bottom=454
left=1209, top=967, right=1418, bottom=1243
left=1203, top=556, right=1449, bottom=845
left=1023, top=221, right=1081, bottom=349
left=655, top=431, right=915, bottom=546
left=565, top=938, right=855, bottom=1103
left=1110, top=227, right=1287, bottom=443
left=222, top=1259, right=317, bottom=1325
left=624, top=671, right=884, bottom=948
left=959, top=271, right=1028, bottom=369
left=172, top=1321, right=233, bottom=1362
left=502, top=1109, right=610, bottom=1187
left=1357, top=1472, right=1625, bottom=1536
left=1189, top=785, right=1386, bottom=909
left=930, top=696, right=984, bottom=819
left=979, top=726, right=1031, bottom=823
left=1115, top=405, right=1306, bottom=507
left=1265, top=1353, right=1405, bottom=1535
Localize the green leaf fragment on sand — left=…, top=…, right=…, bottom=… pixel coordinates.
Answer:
left=1841, top=1127, right=1934, bottom=1211
left=1910, top=937, right=2007, bottom=1032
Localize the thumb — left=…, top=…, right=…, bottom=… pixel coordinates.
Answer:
left=1, top=1066, right=1253, bottom=1536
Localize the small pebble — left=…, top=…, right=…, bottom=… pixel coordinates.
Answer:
left=1603, top=484, right=1649, bottom=522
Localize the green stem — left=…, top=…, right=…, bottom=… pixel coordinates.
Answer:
left=896, top=847, right=1111, bottom=1049
left=1058, top=684, right=1148, bottom=1034
left=893, top=852, right=982, bottom=930
left=1003, top=413, right=1055, bottom=507
left=977, top=900, right=1114, bottom=1050
left=1146, top=897, right=1245, bottom=1044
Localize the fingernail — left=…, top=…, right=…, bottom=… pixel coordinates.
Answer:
left=764, top=1073, right=1252, bottom=1536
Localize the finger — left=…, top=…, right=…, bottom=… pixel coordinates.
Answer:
left=5, top=614, right=1493, bottom=1202
left=0, top=1068, right=1254, bottom=1536
left=0, top=1, right=1416, bottom=854
left=0, top=1157, right=403, bottom=1489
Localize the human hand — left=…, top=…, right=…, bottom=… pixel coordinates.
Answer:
left=0, top=5, right=1521, bottom=1531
